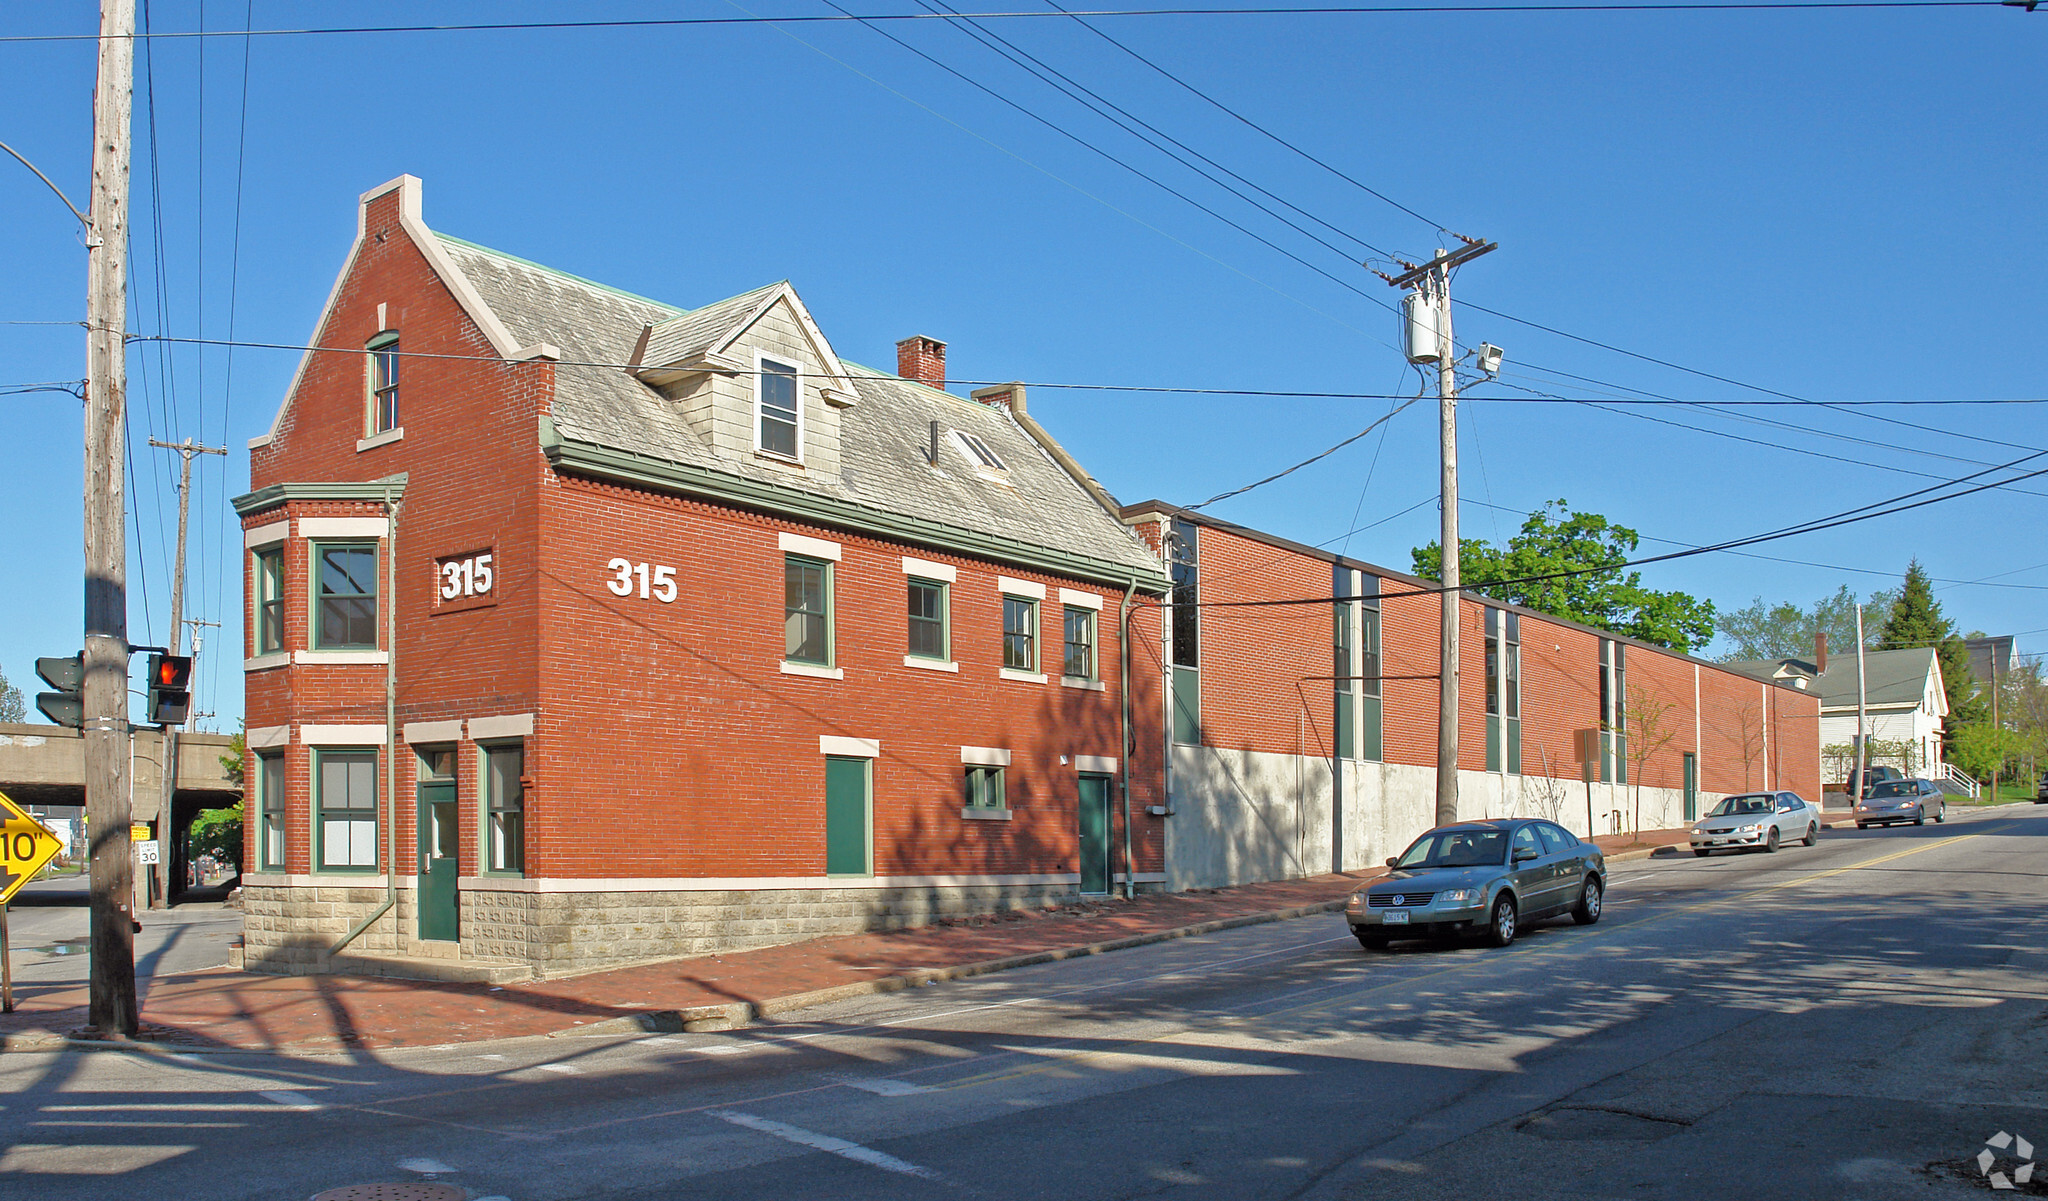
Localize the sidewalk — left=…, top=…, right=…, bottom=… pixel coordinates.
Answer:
left=0, top=825, right=1693, bottom=1054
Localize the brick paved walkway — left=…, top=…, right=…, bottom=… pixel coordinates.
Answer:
left=0, top=826, right=1699, bottom=1053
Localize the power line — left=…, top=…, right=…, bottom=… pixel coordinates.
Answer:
left=116, top=333, right=2048, bottom=405
left=1184, top=395, right=1422, bottom=508
left=914, top=0, right=1393, bottom=259
left=1167, top=447, right=2048, bottom=611
left=0, top=3, right=2006, bottom=42
left=815, top=0, right=1403, bottom=318
left=1043, top=0, right=1447, bottom=231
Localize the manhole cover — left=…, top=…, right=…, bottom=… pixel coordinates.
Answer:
left=311, top=1185, right=467, bottom=1201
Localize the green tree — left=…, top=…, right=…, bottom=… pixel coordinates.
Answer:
left=1948, top=722, right=2021, bottom=784
left=1877, top=561, right=1984, bottom=749
left=1713, top=585, right=1898, bottom=662
left=219, top=729, right=246, bottom=788
left=0, top=664, right=23, bottom=723
left=189, top=802, right=243, bottom=873
left=1412, top=500, right=1716, bottom=653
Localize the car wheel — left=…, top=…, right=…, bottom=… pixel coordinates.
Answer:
left=1803, top=823, right=1817, bottom=847
left=1572, top=877, right=1603, bottom=925
left=1693, top=848, right=1710, bottom=858
left=1354, top=930, right=1389, bottom=951
left=1856, top=822, right=1868, bottom=830
left=1486, top=895, right=1518, bottom=947
left=1764, top=827, right=1780, bottom=853
left=1934, top=803, right=1945, bottom=824
left=1913, top=807, right=1926, bottom=826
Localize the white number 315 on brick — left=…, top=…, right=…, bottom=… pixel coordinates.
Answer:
left=607, top=558, right=677, bottom=603
left=439, top=553, right=494, bottom=600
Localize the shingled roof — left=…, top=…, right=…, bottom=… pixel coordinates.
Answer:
left=432, top=235, right=1166, bottom=590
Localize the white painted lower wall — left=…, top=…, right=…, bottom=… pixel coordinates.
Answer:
left=1166, top=745, right=1713, bottom=891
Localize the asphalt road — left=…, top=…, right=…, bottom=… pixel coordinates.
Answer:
left=3, top=874, right=242, bottom=989
left=1, top=805, right=2042, bottom=1201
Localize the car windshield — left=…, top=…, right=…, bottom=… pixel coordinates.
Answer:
left=1396, top=829, right=1509, bottom=869
left=1707, top=795, right=1773, bottom=817
left=1868, top=781, right=1914, bottom=798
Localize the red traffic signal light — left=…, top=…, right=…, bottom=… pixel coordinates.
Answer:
left=145, top=653, right=192, bottom=726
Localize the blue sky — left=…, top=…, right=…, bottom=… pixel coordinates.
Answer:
left=2, top=1, right=2043, bottom=731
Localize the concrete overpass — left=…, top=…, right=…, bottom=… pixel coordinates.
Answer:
left=0, top=722, right=243, bottom=905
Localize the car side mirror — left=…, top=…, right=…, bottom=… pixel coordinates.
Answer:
left=1384, top=857, right=1399, bottom=868
left=1513, top=847, right=1539, bottom=863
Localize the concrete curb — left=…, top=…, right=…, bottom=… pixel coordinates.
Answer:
left=552, top=897, right=1356, bottom=1037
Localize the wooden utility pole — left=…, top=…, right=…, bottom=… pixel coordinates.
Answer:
left=146, top=438, right=226, bottom=908
left=1383, top=238, right=1495, bottom=828
left=85, top=0, right=139, bottom=1037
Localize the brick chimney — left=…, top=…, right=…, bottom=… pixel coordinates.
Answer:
left=896, top=335, right=946, bottom=390
left=969, top=382, right=1026, bottom=415
left=1815, top=631, right=1828, bottom=675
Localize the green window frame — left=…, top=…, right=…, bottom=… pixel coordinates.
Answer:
left=254, top=547, right=284, bottom=655
left=964, top=765, right=1005, bottom=810
left=314, top=748, right=378, bottom=871
left=312, top=542, right=379, bottom=650
left=368, top=333, right=400, bottom=434
left=784, top=554, right=833, bottom=666
left=483, top=742, right=525, bottom=875
left=256, top=750, right=285, bottom=871
left=907, top=578, right=949, bottom=661
left=1061, top=606, right=1096, bottom=680
left=1002, top=596, right=1038, bottom=672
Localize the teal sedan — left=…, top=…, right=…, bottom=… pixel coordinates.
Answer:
left=1344, top=819, right=1606, bottom=950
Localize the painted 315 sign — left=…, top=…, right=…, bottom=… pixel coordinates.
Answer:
left=438, top=551, right=495, bottom=601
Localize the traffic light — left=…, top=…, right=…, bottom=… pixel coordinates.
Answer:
left=34, top=655, right=84, bottom=729
left=145, top=653, right=192, bottom=726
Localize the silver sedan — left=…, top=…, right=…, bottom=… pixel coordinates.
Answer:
left=1855, top=778, right=1946, bottom=828
left=1690, top=791, right=1820, bottom=857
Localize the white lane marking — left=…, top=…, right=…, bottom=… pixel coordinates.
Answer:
left=398, top=1157, right=458, bottom=1174
left=537, top=1062, right=581, bottom=1075
left=257, top=1090, right=319, bottom=1111
left=476, top=1053, right=507, bottom=1061
left=710, top=1109, right=943, bottom=1180
left=831, top=1075, right=935, bottom=1097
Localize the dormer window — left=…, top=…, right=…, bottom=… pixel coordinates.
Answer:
left=368, top=333, right=400, bottom=434
left=757, top=355, right=800, bottom=460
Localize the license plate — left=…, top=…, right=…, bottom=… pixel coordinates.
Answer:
left=1384, top=911, right=1410, bottom=924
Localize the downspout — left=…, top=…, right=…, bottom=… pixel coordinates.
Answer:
left=329, top=485, right=402, bottom=958
left=1119, top=580, right=1138, bottom=900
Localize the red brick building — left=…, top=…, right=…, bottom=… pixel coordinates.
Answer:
left=1119, top=504, right=1820, bottom=890
left=235, top=177, right=1167, bottom=976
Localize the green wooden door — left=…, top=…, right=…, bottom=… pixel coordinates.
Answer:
left=416, top=780, right=459, bottom=941
left=825, top=756, right=871, bottom=876
left=1682, top=752, right=1699, bottom=822
left=1078, top=773, right=1112, bottom=895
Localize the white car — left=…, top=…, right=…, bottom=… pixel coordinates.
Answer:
left=1690, top=791, right=1820, bottom=857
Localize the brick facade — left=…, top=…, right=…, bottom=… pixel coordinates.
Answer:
left=236, top=178, right=1165, bottom=977
left=1123, top=505, right=1820, bottom=889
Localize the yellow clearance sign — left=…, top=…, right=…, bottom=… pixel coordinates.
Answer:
left=0, top=789, right=63, bottom=905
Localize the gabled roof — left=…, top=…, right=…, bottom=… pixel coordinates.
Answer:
left=1815, top=646, right=1944, bottom=713
left=420, top=209, right=1164, bottom=591
left=634, top=283, right=781, bottom=372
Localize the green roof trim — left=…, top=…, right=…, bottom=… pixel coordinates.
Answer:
left=232, top=474, right=409, bottom=517
left=539, top=418, right=1168, bottom=593
left=435, top=234, right=685, bottom=316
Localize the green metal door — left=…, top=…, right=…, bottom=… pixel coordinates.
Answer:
left=416, top=779, right=459, bottom=941
left=825, top=756, right=871, bottom=876
left=1682, top=752, right=1699, bottom=822
left=1078, top=773, right=1112, bottom=895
